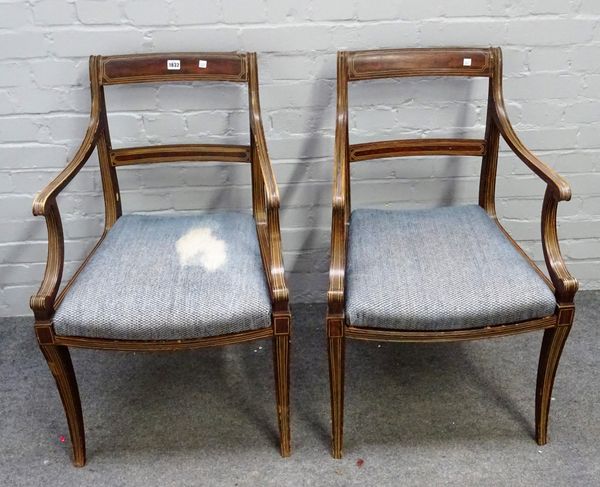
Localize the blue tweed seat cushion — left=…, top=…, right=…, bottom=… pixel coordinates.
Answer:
left=53, top=212, right=272, bottom=340
left=345, top=205, right=557, bottom=330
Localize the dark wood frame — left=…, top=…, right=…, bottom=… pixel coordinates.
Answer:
left=327, top=47, right=578, bottom=458
left=30, top=52, right=291, bottom=466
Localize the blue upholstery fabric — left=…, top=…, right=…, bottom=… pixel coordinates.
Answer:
left=54, top=212, right=272, bottom=340
left=345, top=205, right=556, bottom=330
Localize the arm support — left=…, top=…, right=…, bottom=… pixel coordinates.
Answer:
left=541, top=187, right=579, bottom=304
left=328, top=52, right=350, bottom=317
left=30, top=199, right=65, bottom=320
left=248, top=53, right=289, bottom=311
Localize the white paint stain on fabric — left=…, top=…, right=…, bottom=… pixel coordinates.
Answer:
left=176, top=227, right=227, bottom=271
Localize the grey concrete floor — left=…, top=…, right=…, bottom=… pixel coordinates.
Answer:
left=1, top=292, right=599, bottom=486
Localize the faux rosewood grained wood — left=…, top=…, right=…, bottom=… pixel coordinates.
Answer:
left=110, top=144, right=251, bottom=166
left=101, top=52, right=247, bottom=84
left=30, top=52, right=291, bottom=465
left=349, top=138, right=486, bottom=162
left=347, top=48, right=493, bottom=80
left=327, top=47, right=578, bottom=459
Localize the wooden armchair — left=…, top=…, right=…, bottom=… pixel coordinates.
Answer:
left=327, top=47, right=578, bottom=458
left=30, top=52, right=291, bottom=466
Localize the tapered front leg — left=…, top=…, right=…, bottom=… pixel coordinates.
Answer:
left=535, top=324, right=572, bottom=445
left=38, top=342, right=86, bottom=466
left=272, top=315, right=291, bottom=457
left=327, top=317, right=345, bottom=459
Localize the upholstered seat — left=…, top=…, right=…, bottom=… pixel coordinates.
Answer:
left=54, top=212, right=271, bottom=340
left=345, top=205, right=557, bottom=330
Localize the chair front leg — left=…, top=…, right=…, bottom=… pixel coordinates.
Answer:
left=327, top=318, right=345, bottom=459
left=272, top=314, right=291, bottom=457
left=535, top=309, right=573, bottom=445
left=38, top=340, right=86, bottom=466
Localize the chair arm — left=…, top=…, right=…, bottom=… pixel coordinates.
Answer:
left=328, top=79, right=350, bottom=316
left=541, top=187, right=579, bottom=304
left=492, top=91, right=571, bottom=202
left=328, top=52, right=351, bottom=317
left=328, top=136, right=350, bottom=316
left=248, top=53, right=280, bottom=211
left=247, top=53, right=287, bottom=310
left=30, top=115, right=100, bottom=320
left=490, top=73, right=577, bottom=303
left=328, top=159, right=349, bottom=316
left=250, top=134, right=287, bottom=309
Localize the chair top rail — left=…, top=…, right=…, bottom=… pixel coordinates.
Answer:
left=346, top=47, right=493, bottom=80
left=100, top=52, right=248, bottom=85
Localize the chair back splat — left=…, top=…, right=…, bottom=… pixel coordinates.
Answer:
left=86, top=52, right=273, bottom=229
left=341, top=47, right=497, bottom=166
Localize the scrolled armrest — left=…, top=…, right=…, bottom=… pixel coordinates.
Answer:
left=491, top=106, right=577, bottom=303
left=30, top=199, right=65, bottom=320
left=30, top=112, right=100, bottom=320
left=541, top=187, right=579, bottom=304
left=247, top=53, right=288, bottom=310
left=485, top=48, right=576, bottom=305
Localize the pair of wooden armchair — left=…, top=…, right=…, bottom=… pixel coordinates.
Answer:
left=31, top=48, right=577, bottom=466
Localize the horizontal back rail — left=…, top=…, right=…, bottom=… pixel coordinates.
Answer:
left=110, top=144, right=251, bottom=166
left=347, top=48, right=493, bottom=80
left=100, top=53, right=248, bottom=85
left=349, top=138, right=486, bottom=162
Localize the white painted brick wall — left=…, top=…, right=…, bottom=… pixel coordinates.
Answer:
left=1, top=1, right=600, bottom=316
